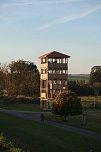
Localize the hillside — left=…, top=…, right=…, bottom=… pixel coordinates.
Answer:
left=68, top=74, right=89, bottom=82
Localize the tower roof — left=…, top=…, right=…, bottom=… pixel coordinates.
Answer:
left=39, top=51, right=70, bottom=59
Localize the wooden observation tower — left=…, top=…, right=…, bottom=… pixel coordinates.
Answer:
left=39, top=51, right=70, bottom=110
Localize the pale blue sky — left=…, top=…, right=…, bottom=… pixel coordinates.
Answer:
left=0, top=0, right=101, bottom=74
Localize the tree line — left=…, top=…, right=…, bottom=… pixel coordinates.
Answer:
left=0, top=60, right=40, bottom=97
left=0, top=61, right=101, bottom=97
left=68, top=81, right=101, bottom=96
left=68, top=66, right=101, bottom=96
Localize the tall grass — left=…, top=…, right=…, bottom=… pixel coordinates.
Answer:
left=0, top=133, right=24, bottom=152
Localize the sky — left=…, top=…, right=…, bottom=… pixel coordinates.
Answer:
left=0, top=0, right=101, bottom=74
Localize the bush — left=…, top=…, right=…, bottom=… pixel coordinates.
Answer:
left=52, top=90, right=82, bottom=121
left=0, top=133, right=24, bottom=152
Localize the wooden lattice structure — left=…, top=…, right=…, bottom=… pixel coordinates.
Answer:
left=39, top=51, right=70, bottom=110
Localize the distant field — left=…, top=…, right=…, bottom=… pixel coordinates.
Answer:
left=68, top=74, right=89, bottom=82
left=81, top=96, right=101, bottom=107
left=81, top=96, right=101, bottom=102
left=0, top=112, right=101, bottom=152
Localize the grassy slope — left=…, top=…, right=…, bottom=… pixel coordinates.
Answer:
left=68, top=74, right=89, bottom=82
left=0, top=112, right=101, bottom=152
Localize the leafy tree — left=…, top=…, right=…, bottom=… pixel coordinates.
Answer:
left=0, top=63, right=8, bottom=95
left=68, top=80, right=99, bottom=96
left=68, top=81, right=80, bottom=95
left=7, top=60, right=40, bottom=97
left=52, top=90, right=82, bottom=121
left=89, top=66, right=101, bottom=84
left=0, top=71, right=5, bottom=95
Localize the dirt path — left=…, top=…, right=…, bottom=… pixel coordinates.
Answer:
left=0, top=108, right=101, bottom=141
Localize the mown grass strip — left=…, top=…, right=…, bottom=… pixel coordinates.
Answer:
left=0, top=103, right=40, bottom=111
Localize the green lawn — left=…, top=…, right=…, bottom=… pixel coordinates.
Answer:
left=0, top=103, right=40, bottom=111
left=81, top=96, right=101, bottom=110
left=81, top=96, right=101, bottom=104
left=0, top=103, right=101, bottom=133
left=46, top=111, right=101, bottom=133
left=0, top=112, right=101, bottom=152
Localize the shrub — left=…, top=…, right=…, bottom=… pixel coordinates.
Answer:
left=0, top=133, right=24, bottom=152
left=52, top=90, right=82, bottom=121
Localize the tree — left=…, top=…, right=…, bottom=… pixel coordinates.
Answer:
left=7, top=60, right=40, bottom=96
left=89, top=66, right=101, bottom=84
left=0, top=63, right=8, bottom=95
left=52, top=90, right=82, bottom=121
left=68, top=81, right=80, bottom=95
left=68, top=81, right=95, bottom=96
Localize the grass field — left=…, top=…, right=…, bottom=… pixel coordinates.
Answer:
left=81, top=96, right=101, bottom=102
left=81, top=96, right=101, bottom=109
left=46, top=111, right=101, bottom=133
left=0, top=103, right=40, bottom=111
left=0, top=112, right=101, bottom=152
left=0, top=96, right=101, bottom=111
left=0, top=102, right=101, bottom=133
